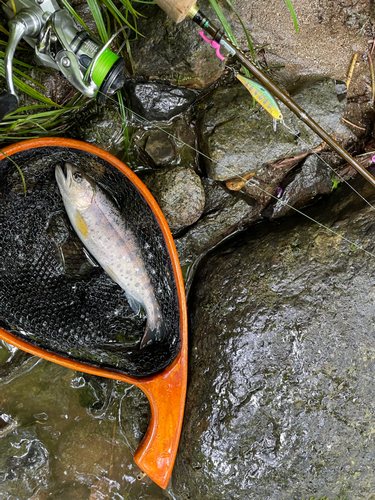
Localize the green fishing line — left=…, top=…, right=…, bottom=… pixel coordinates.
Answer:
left=90, top=48, right=120, bottom=94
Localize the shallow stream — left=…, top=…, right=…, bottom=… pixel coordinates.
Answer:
left=0, top=340, right=170, bottom=499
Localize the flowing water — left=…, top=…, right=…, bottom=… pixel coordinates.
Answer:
left=0, top=340, right=171, bottom=499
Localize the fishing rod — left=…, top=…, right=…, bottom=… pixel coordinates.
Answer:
left=153, top=0, right=375, bottom=190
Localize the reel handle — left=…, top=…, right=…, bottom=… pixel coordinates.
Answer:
left=0, top=94, right=19, bottom=122
left=1, top=10, right=42, bottom=121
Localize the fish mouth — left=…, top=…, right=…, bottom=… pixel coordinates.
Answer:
left=62, top=163, right=68, bottom=179
left=55, top=162, right=72, bottom=194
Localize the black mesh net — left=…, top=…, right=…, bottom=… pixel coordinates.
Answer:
left=0, top=146, right=181, bottom=377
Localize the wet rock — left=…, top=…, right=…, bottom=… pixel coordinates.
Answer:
left=197, top=78, right=346, bottom=187
left=70, top=102, right=124, bottom=154
left=76, top=373, right=114, bottom=417
left=271, top=154, right=333, bottom=218
left=0, top=413, right=18, bottom=437
left=144, top=130, right=176, bottom=166
left=0, top=342, right=35, bottom=382
left=174, top=188, right=258, bottom=282
left=201, top=177, right=232, bottom=214
left=133, top=117, right=198, bottom=171
left=127, top=3, right=228, bottom=88
left=0, top=436, right=49, bottom=498
left=56, top=419, right=119, bottom=482
left=126, top=81, right=196, bottom=121
left=142, top=166, right=205, bottom=228
left=171, top=180, right=375, bottom=499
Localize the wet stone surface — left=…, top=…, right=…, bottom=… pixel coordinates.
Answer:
left=133, top=117, right=197, bottom=171
left=69, top=102, right=124, bottom=154
left=142, top=166, right=205, bottom=228
left=0, top=351, right=167, bottom=499
left=125, top=81, right=196, bottom=121
left=127, top=2, right=227, bottom=88
left=170, top=180, right=375, bottom=499
left=271, top=154, right=334, bottom=218
left=197, top=78, right=347, bottom=183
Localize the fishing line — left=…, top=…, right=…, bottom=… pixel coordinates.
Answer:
left=96, top=89, right=375, bottom=260
left=280, top=120, right=375, bottom=215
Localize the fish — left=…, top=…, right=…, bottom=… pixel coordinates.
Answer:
left=55, top=162, right=165, bottom=348
left=236, top=73, right=283, bottom=121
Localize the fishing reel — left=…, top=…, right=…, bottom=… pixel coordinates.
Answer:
left=0, top=0, right=126, bottom=120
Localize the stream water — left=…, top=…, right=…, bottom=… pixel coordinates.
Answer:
left=0, top=341, right=171, bottom=499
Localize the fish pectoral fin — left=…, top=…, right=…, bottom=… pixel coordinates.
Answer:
left=125, top=293, right=142, bottom=315
left=74, top=210, right=88, bottom=239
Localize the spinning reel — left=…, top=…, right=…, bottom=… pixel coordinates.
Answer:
left=0, top=0, right=126, bottom=120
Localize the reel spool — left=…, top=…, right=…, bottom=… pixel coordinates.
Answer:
left=0, top=0, right=126, bottom=120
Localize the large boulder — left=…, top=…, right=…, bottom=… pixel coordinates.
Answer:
left=171, top=178, right=375, bottom=499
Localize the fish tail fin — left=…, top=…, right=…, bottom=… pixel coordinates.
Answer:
left=140, top=318, right=166, bottom=349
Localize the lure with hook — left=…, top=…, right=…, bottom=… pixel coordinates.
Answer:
left=236, top=73, right=283, bottom=122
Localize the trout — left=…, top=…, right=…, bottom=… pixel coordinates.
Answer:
left=55, top=162, right=165, bottom=348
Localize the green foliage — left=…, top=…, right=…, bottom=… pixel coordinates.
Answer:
left=284, top=0, right=299, bottom=34
left=0, top=0, right=141, bottom=142
left=0, top=148, right=26, bottom=195
left=331, top=173, right=340, bottom=191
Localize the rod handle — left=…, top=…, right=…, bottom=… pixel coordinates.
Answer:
left=153, top=0, right=197, bottom=23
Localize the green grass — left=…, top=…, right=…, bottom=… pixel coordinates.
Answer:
left=0, top=0, right=298, bottom=142
left=0, top=0, right=142, bottom=142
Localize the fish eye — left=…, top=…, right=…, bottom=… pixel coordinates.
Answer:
left=73, top=172, right=82, bottom=183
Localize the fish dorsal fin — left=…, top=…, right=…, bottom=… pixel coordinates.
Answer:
left=74, top=210, right=88, bottom=239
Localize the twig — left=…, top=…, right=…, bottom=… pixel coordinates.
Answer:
left=346, top=53, right=357, bottom=91
left=341, top=117, right=366, bottom=130
left=368, top=51, right=375, bottom=107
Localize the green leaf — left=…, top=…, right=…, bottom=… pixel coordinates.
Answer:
left=0, top=149, right=27, bottom=196
left=12, top=67, right=46, bottom=88
left=208, top=0, right=237, bottom=46
left=224, top=0, right=256, bottom=63
left=59, top=0, right=94, bottom=35
left=100, top=0, right=142, bottom=36
left=86, top=0, right=108, bottom=42
left=284, top=0, right=298, bottom=34
left=0, top=60, right=60, bottom=106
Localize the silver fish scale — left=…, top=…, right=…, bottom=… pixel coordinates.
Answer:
left=0, top=147, right=181, bottom=377
left=82, top=187, right=162, bottom=332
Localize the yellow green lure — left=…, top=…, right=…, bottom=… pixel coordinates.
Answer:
left=237, top=74, right=283, bottom=121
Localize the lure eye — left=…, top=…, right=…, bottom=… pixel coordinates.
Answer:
left=73, top=172, right=82, bottom=183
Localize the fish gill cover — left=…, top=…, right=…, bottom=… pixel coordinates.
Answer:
left=0, top=146, right=181, bottom=377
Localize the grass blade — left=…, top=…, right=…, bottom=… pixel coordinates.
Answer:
left=284, top=0, right=298, bottom=34
left=59, top=0, right=94, bottom=35
left=101, top=0, right=142, bottom=36
left=86, top=0, right=108, bottom=42
left=208, top=0, right=237, bottom=46
left=0, top=149, right=27, bottom=196
left=223, top=0, right=256, bottom=63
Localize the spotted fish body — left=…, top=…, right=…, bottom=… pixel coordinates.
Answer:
left=236, top=73, right=283, bottom=121
left=55, top=162, right=165, bottom=348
